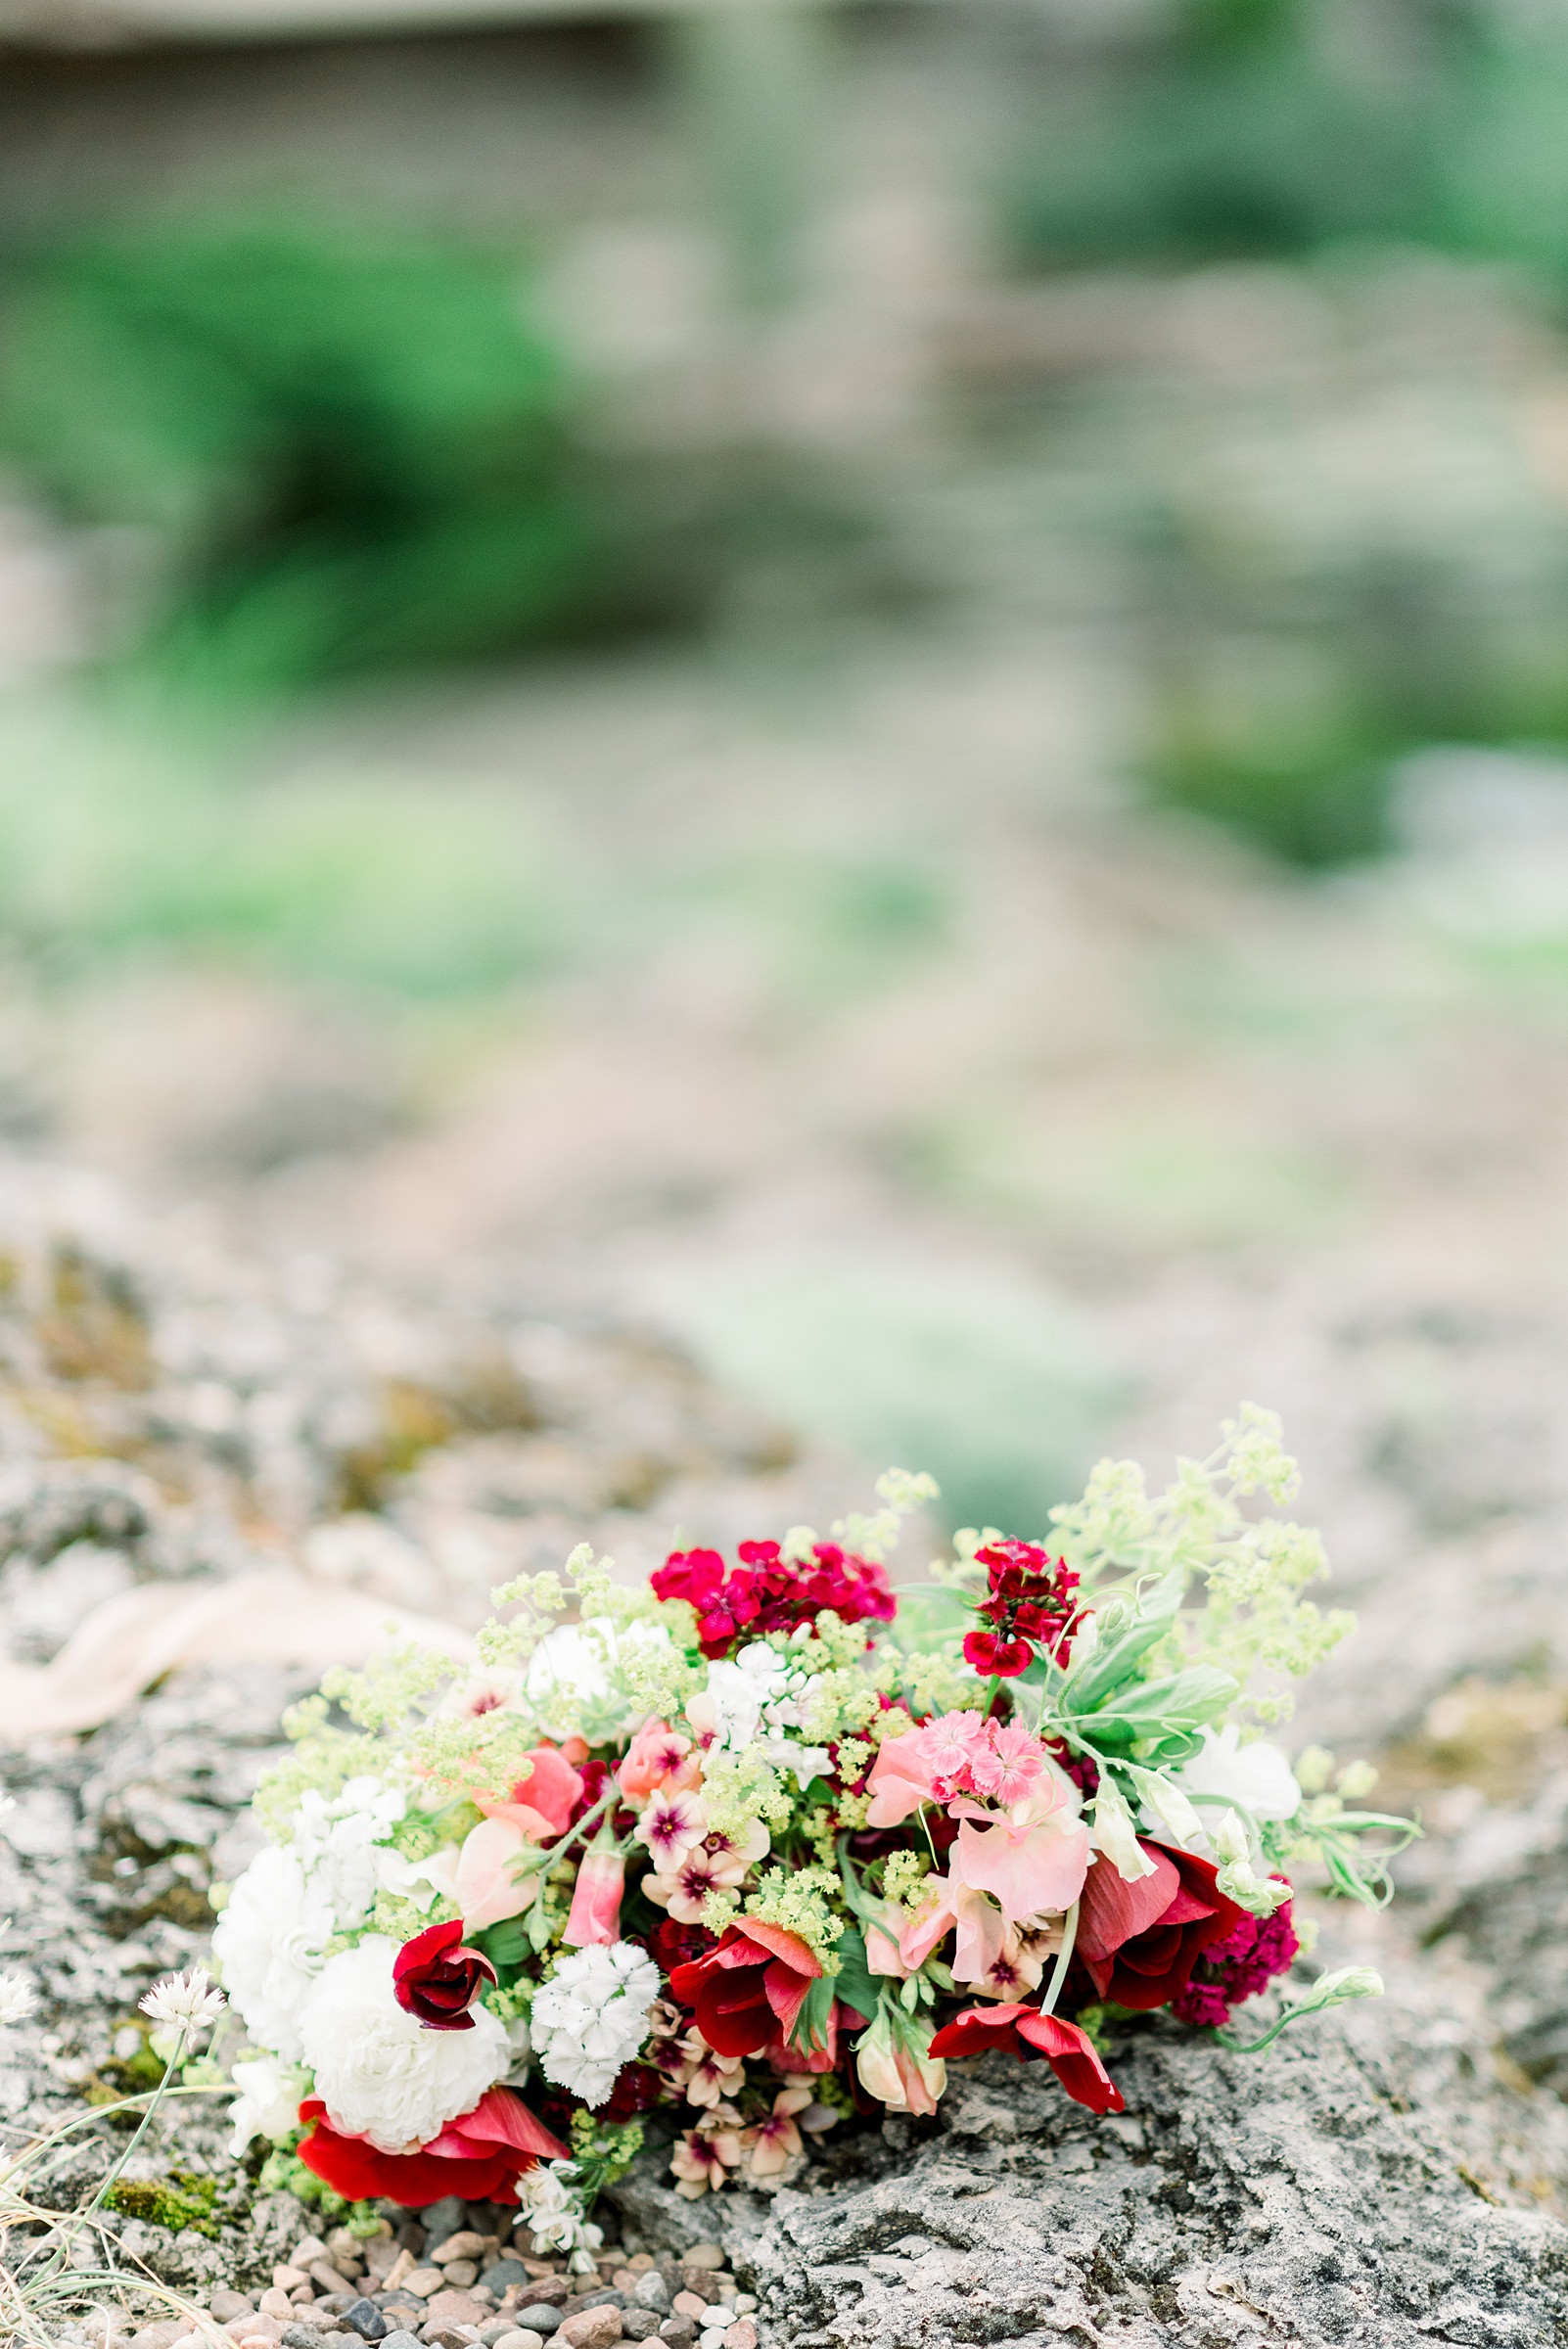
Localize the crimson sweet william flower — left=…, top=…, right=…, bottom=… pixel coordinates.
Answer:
left=1077, top=1842, right=1246, bottom=2010
left=297, top=2085, right=566, bottom=2206
left=927, top=2003, right=1123, bottom=2115
left=392, top=1919, right=498, bottom=2033
left=961, top=1630, right=1035, bottom=1678
left=669, top=1921, right=822, bottom=2058
left=652, top=1539, right=894, bottom=1661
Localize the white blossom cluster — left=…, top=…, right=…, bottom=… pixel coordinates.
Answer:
left=530, top=1941, right=660, bottom=2107
left=703, top=1641, right=830, bottom=1787
left=517, top=2158, right=606, bottom=2263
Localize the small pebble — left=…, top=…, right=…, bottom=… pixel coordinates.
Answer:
left=632, top=2279, right=670, bottom=2318
left=518, top=2309, right=562, bottom=2336
left=621, top=2317, right=661, bottom=2343
left=730, top=2302, right=756, bottom=2319
left=294, top=2239, right=330, bottom=2270
left=213, top=2296, right=258, bottom=2323
left=342, top=2300, right=390, bottom=2342
left=681, top=2251, right=723, bottom=2274
left=490, top=2334, right=543, bottom=2349
left=722, top=2326, right=757, bottom=2349
left=376, top=2336, right=423, bottom=2349
left=405, top=2272, right=443, bottom=2301
left=444, top=2263, right=480, bottom=2291
left=284, top=2331, right=327, bottom=2349
left=657, top=2326, right=695, bottom=2349
left=432, top=2233, right=488, bottom=2266
left=557, top=2311, right=623, bottom=2349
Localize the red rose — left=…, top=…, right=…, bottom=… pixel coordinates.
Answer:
left=1077, top=1841, right=1246, bottom=2010
left=392, top=1919, right=498, bottom=2032
left=297, top=2085, right=566, bottom=2207
left=669, top=1921, right=822, bottom=2058
left=928, top=2003, right=1123, bottom=2115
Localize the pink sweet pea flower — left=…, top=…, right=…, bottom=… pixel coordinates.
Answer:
left=864, top=1727, right=939, bottom=1827
left=854, top=2009, right=946, bottom=2116
left=563, top=1847, right=625, bottom=1947
left=899, top=1874, right=1008, bottom=1987
left=477, top=1745, right=584, bottom=1842
left=950, top=1769, right=1090, bottom=1928
left=420, top=1817, right=534, bottom=1932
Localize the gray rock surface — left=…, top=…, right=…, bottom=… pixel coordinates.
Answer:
left=610, top=1976, right=1568, bottom=2347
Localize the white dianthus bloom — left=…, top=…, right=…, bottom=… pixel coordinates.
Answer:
left=210, top=1845, right=337, bottom=2063
left=703, top=1643, right=830, bottom=1787
left=299, top=1937, right=508, bottom=2154
left=531, top=1941, right=661, bottom=2108
left=0, top=1971, right=36, bottom=2026
left=1174, top=1727, right=1302, bottom=1856
left=227, top=2053, right=309, bottom=2155
left=140, top=1967, right=225, bottom=2040
left=292, top=1775, right=406, bottom=1931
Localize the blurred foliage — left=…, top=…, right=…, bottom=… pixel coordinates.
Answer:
left=645, top=1253, right=1125, bottom=1535
left=0, top=216, right=711, bottom=693
left=1001, top=0, right=1453, bottom=270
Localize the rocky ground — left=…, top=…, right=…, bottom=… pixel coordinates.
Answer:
left=9, top=1156, right=1568, bottom=2347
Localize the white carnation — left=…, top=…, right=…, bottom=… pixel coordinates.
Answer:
left=299, top=1936, right=509, bottom=2153
left=531, top=1940, right=660, bottom=2108
left=211, top=1846, right=336, bottom=2063
left=227, top=2053, right=309, bottom=2155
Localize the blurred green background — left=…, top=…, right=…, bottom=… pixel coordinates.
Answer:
left=7, top=0, right=1568, bottom=1528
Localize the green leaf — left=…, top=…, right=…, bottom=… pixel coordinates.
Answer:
left=789, top=1972, right=839, bottom=2057
left=828, top=1923, right=881, bottom=2026
left=475, top=1917, right=530, bottom=1971
left=1062, top=1568, right=1187, bottom=1712
left=1080, top=1665, right=1237, bottom=1752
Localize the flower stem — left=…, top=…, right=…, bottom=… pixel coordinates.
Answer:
left=1038, top=1899, right=1080, bottom=2018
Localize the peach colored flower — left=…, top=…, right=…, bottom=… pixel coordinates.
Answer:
left=619, top=1721, right=702, bottom=1809
left=659, top=2027, right=747, bottom=2109
left=476, top=1745, right=584, bottom=1842
left=899, top=1874, right=1008, bottom=1987
left=670, top=2109, right=745, bottom=2198
left=748, top=2085, right=811, bottom=2178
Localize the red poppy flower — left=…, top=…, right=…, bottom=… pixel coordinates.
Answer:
left=927, top=2003, right=1123, bottom=2115
left=392, top=1919, right=498, bottom=2032
left=669, top=1921, right=822, bottom=2058
left=1077, top=1842, right=1246, bottom=2010
left=297, top=2086, right=566, bottom=2208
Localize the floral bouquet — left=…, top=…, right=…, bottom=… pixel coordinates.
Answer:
left=210, top=1408, right=1412, bottom=2254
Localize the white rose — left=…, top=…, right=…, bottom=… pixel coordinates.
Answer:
left=210, top=1846, right=335, bottom=2063
left=1174, top=1727, right=1302, bottom=1855
left=299, top=1936, right=509, bottom=2153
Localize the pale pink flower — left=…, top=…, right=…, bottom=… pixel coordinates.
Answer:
left=864, top=1727, right=940, bottom=1827
left=419, top=1816, right=533, bottom=1931
left=563, top=1847, right=625, bottom=1947
left=967, top=1721, right=1046, bottom=1807
left=702, top=1819, right=770, bottom=1877
left=748, top=2085, right=811, bottom=2178
left=636, top=1789, right=707, bottom=1870
left=923, top=1711, right=989, bottom=1798
left=861, top=1897, right=913, bottom=1979
left=972, top=1918, right=1057, bottom=2001
left=643, top=1848, right=727, bottom=1925
left=899, top=1874, right=1008, bottom=1986
left=950, top=1768, right=1089, bottom=1927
